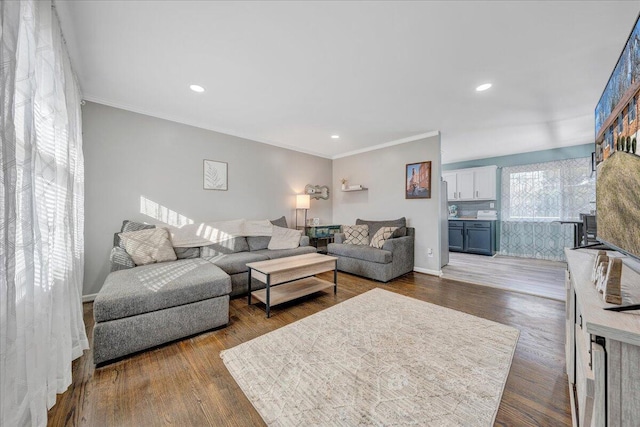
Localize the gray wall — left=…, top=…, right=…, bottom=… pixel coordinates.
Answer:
left=83, top=102, right=332, bottom=296
left=332, top=134, right=443, bottom=274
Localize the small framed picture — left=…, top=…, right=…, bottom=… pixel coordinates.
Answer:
left=203, top=160, right=228, bottom=190
left=406, top=161, right=431, bottom=199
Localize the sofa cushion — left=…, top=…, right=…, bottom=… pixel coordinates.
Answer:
left=268, top=226, right=301, bottom=250
left=253, top=245, right=317, bottom=260
left=208, top=252, right=270, bottom=275
left=327, top=243, right=392, bottom=264
left=114, top=221, right=156, bottom=249
left=121, top=220, right=155, bottom=233
left=370, top=226, right=399, bottom=249
left=344, top=225, right=369, bottom=245
left=243, top=220, right=273, bottom=236
left=174, top=247, right=200, bottom=259
left=94, top=258, right=230, bottom=322
left=119, top=228, right=177, bottom=266
left=246, top=216, right=289, bottom=250
left=271, top=216, right=288, bottom=228
left=356, top=217, right=407, bottom=239
left=201, top=236, right=249, bottom=257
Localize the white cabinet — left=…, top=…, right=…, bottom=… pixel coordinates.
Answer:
left=473, top=167, right=496, bottom=199
left=442, top=172, right=457, bottom=200
left=442, top=165, right=497, bottom=201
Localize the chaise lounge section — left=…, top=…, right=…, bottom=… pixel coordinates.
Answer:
left=93, top=258, right=230, bottom=364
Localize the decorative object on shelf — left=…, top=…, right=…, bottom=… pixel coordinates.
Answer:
left=342, top=184, right=368, bottom=192
left=406, top=161, right=431, bottom=199
left=603, top=258, right=623, bottom=304
left=203, top=159, right=228, bottom=190
left=295, top=194, right=310, bottom=230
left=591, top=250, right=608, bottom=282
left=304, top=184, right=330, bottom=200
left=306, top=217, right=320, bottom=226
left=341, top=178, right=347, bottom=190
left=591, top=250, right=623, bottom=304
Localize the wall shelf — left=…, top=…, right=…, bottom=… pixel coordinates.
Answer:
left=341, top=187, right=368, bottom=192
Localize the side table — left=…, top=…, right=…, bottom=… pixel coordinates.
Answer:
left=305, top=224, right=341, bottom=254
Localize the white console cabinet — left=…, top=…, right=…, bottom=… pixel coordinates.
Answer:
left=442, top=165, right=497, bottom=201
left=565, top=249, right=640, bottom=426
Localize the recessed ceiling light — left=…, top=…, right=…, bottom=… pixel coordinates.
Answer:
left=331, top=135, right=340, bottom=139
left=190, top=84, right=205, bottom=93
left=476, top=83, right=492, bottom=92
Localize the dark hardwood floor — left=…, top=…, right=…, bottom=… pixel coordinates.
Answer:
left=48, top=272, right=571, bottom=426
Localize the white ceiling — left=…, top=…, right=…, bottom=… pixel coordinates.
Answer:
left=55, top=1, right=639, bottom=163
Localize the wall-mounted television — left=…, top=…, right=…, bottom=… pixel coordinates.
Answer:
left=595, top=13, right=640, bottom=260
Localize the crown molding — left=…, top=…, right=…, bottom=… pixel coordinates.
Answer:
left=331, top=131, right=440, bottom=159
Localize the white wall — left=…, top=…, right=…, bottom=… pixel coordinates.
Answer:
left=83, top=102, right=333, bottom=296
left=332, top=134, right=442, bottom=274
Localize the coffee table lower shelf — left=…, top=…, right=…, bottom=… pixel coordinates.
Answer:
left=250, top=277, right=334, bottom=307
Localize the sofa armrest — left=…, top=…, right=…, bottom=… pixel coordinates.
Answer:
left=109, top=246, right=135, bottom=272
left=382, top=235, right=414, bottom=256
left=334, top=232, right=346, bottom=244
left=299, top=235, right=310, bottom=246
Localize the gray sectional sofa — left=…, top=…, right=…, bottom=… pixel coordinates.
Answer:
left=327, top=218, right=414, bottom=282
left=93, top=217, right=315, bottom=364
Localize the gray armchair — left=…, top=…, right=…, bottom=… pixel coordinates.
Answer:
left=328, top=226, right=415, bottom=282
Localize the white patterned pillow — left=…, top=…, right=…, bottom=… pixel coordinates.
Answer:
left=344, top=225, right=369, bottom=245
left=369, top=226, right=399, bottom=249
left=119, top=228, right=177, bottom=266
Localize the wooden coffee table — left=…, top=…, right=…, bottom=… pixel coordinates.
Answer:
left=246, top=253, right=338, bottom=318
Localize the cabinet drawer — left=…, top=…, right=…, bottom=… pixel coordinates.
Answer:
left=448, top=221, right=463, bottom=229
left=466, top=221, right=490, bottom=229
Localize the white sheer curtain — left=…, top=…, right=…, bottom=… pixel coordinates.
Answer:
left=1, top=1, right=89, bottom=425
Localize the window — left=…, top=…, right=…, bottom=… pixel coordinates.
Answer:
left=619, top=113, right=624, bottom=133
left=501, top=158, right=595, bottom=222
left=630, top=97, right=636, bottom=123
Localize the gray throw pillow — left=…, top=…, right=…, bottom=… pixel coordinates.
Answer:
left=356, top=217, right=406, bottom=239
left=174, top=247, right=201, bottom=259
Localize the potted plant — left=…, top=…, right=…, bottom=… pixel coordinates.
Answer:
left=341, top=178, right=347, bottom=190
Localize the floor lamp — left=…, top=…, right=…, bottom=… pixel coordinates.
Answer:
left=296, top=194, right=310, bottom=230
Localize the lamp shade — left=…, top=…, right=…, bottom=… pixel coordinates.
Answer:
left=296, top=194, right=310, bottom=209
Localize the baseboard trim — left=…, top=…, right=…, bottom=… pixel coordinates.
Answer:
left=82, top=293, right=97, bottom=303
left=413, top=267, right=443, bottom=277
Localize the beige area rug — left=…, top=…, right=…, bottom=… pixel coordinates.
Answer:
left=220, top=288, right=519, bottom=426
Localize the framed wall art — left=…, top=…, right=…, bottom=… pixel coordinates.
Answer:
left=406, top=161, right=431, bottom=199
left=203, top=160, right=228, bottom=190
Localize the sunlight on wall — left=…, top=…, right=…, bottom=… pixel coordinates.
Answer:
left=140, top=196, right=194, bottom=227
